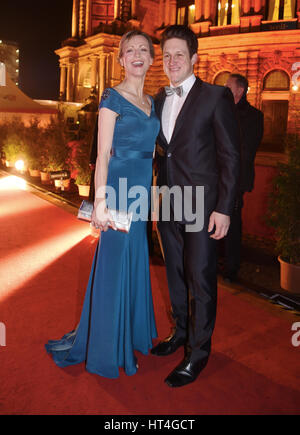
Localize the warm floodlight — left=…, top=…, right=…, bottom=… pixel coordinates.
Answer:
left=15, top=160, right=25, bottom=171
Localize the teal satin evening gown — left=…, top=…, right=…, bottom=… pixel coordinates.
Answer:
left=45, top=88, right=160, bottom=378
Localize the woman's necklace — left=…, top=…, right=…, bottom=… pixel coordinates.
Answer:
left=121, top=88, right=146, bottom=106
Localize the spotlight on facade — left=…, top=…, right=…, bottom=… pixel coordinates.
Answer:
left=15, top=160, right=25, bottom=172
left=292, top=84, right=299, bottom=92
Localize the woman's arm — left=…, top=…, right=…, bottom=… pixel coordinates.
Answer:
left=91, top=107, right=118, bottom=231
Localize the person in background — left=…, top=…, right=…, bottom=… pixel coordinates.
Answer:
left=222, top=73, right=264, bottom=283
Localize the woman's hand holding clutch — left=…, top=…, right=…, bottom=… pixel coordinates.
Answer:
left=91, top=199, right=117, bottom=232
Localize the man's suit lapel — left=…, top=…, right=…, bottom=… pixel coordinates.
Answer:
left=155, top=90, right=168, bottom=148
left=168, top=78, right=203, bottom=149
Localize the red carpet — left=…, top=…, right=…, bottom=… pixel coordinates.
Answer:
left=0, top=174, right=299, bottom=415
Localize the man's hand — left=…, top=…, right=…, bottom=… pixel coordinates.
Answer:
left=208, top=211, right=230, bottom=240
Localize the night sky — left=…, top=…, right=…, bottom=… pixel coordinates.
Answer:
left=0, top=0, right=73, bottom=100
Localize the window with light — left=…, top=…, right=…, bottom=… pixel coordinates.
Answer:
left=267, top=0, right=296, bottom=21
left=177, top=1, right=195, bottom=25
left=217, top=0, right=241, bottom=26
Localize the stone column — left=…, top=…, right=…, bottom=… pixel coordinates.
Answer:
left=192, top=0, right=212, bottom=34
left=114, top=0, right=121, bottom=19
left=247, top=50, right=260, bottom=107
left=242, top=0, right=251, bottom=14
left=91, top=55, right=99, bottom=90
left=210, top=0, right=218, bottom=24
left=204, top=0, right=211, bottom=20
left=169, top=0, right=177, bottom=24
left=85, top=0, right=92, bottom=36
left=72, top=0, right=79, bottom=38
left=131, top=0, right=137, bottom=18
left=254, top=0, right=262, bottom=13
left=66, top=61, right=75, bottom=102
left=164, top=0, right=170, bottom=26
left=99, top=54, right=107, bottom=98
left=106, top=53, right=113, bottom=89
left=158, top=0, right=165, bottom=26
left=195, top=0, right=203, bottom=22
left=79, top=0, right=86, bottom=38
left=59, top=64, right=67, bottom=99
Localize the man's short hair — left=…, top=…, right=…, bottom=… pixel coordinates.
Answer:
left=229, top=73, right=249, bottom=96
left=160, top=25, right=198, bottom=58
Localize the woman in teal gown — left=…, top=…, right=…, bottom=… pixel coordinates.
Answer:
left=45, top=31, right=160, bottom=379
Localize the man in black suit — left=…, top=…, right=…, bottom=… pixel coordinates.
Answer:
left=222, top=74, right=264, bottom=282
left=151, top=25, right=240, bottom=387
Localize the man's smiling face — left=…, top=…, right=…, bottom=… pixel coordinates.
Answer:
left=162, top=37, right=197, bottom=86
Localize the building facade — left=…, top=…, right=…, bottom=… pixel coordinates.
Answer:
left=55, top=0, right=299, bottom=239
left=56, top=0, right=300, bottom=153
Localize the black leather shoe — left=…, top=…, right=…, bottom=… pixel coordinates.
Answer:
left=165, top=356, right=208, bottom=388
left=151, top=333, right=185, bottom=356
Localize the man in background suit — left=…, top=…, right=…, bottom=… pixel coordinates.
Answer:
left=151, top=25, right=240, bottom=388
left=222, top=74, right=264, bottom=282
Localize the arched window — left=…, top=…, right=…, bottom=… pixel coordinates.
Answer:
left=261, top=70, right=290, bottom=152
left=214, top=71, right=231, bottom=86
left=267, top=0, right=296, bottom=20
left=177, top=0, right=195, bottom=25
left=217, top=0, right=241, bottom=26
left=263, top=70, right=290, bottom=91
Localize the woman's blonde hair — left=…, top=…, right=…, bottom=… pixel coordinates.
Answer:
left=118, top=30, right=155, bottom=62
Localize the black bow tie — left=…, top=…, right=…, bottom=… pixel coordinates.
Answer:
left=165, top=85, right=183, bottom=97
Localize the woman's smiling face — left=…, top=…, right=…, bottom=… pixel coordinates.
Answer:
left=119, top=35, right=153, bottom=77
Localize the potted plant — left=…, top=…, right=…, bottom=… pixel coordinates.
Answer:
left=39, top=131, right=52, bottom=184
left=44, top=114, right=71, bottom=189
left=0, top=122, right=9, bottom=166
left=24, top=118, right=44, bottom=177
left=267, top=134, right=300, bottom=293
left=76, top=167, right=91, bottom=197
left=2, top=133, right=25, bottom=168
left=1, top=118, right=26, bottom=168
left=72, top=140, right=91, bottom=197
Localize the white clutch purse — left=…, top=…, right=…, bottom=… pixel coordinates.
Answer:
left=77, top=200, right=133, bottom=233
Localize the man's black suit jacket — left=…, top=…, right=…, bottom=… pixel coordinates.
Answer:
left=236, top=96, right=264, bottom=193
left=154, top=77, right=240, bottom=220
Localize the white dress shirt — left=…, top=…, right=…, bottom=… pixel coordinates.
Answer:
left=162, top=74, right=196, bottom=144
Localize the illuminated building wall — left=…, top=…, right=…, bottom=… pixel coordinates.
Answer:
left=0, top=39, right=20, bottom=87
left=54, top=0, right=299, bottom=238
left=56, top=0, right=300, bottom=153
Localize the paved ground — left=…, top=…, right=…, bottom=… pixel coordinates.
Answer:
left=1, top=166, right=299, bottom=317
left=0, top=169, right=299, bottom=415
